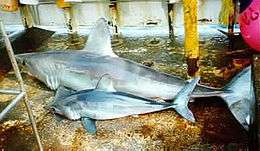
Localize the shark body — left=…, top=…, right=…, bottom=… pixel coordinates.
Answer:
left=16, top=18, right=255, bottom=130
left=50, top=75, right=200, bottom=134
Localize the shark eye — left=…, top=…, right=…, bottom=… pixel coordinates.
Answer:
left=51, top=107, right=56, bottom=113
left=47, top=107, right=55, bottom=113
left=22, top=60, right=26, bottom=66
left=46, top=106, right=57, bottom=114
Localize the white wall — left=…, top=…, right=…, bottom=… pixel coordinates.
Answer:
left=0, top=10, right=22, bottom=25
left=37, top=4, right=65, bottom=26
left=118, top=1, right=168, bottom=27
left=74, top=2, right=110, bottom=26
left=0, top=0, right=222, bottom=27
left=173, top=0, right=221, bottom=26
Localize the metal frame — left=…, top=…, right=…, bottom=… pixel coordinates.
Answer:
left=0, top=20, right=43, bottom=151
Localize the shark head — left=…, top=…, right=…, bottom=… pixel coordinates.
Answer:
left=15, top=53, right=44, bottom=77
left=15, top=17, right=118, bottom=91
left=48, top=104, right=63, bottom=116
left=51, top=97, right=82, bottom=120
left=16, top=52, right=67, bottom=90
left=16, top=53, right=33, bottom=66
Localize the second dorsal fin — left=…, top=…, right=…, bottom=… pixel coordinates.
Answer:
left=95, top=74, right=116, bottom=92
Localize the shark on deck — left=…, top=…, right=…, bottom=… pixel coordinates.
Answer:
left=49, top=75, right=200, bottom=134
left=16, top=18, right=255, bottom=130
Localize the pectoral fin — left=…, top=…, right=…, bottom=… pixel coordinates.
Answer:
left=81, top=117, right=97, bottom=134
left=54, top=86, right=77, bottom=102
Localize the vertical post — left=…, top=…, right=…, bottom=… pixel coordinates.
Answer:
left=63, top=7, right=78, bottom=35
left=252, top=55, right=260, bottom=151
left=228, top=0, right=238, bottom=51
left=20, top=5, right=36, bottom=28
left=183, top=0, right=200, bottom=77
left=168, top=2, right=174, bottom=38
left=109, top=0, right=119, bottom=35
left=57, top=0, right=78, bottom=34
left=0, top=21, right=43, bottom=151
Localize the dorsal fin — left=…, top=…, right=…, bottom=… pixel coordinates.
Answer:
left=95, top=74, right=116, bottom=92
left=83, top=18, right=118, bottom=57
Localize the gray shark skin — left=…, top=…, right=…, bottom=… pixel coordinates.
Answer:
left=16, top=18, right=255, bottom=130
left=49, top=76, right=200, bottom=134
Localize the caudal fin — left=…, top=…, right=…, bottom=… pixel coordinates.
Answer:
left=221, top=66, right=255, bottom=130
left=174, top=77, right=200, bottom=122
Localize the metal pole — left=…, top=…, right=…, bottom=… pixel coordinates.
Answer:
left=109, top=0, right=119, bottom=35
left=252, top=56, right=259, bottom=151
left=168, top=2, right=174, bottom=38
left=0, top=89, right=21, bottom=94
left=20, top=4, right=35, bottom=28
left=0, top=20, right=43, bottom=151
left=0, top=92, right=25, bottom=120
left=228, top=0, right=238, bottom=51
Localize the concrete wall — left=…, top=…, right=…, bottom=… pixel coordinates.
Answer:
left=0, top=9, right=22, bottom=25
left=37, top=4, right=65, bottom=26
left=74, top=2, right=110, bottom=26
left=118, top=1, right=168, bottom=27
left=173, top=0, right=221, bottom=26
left=0, top=0, right=222, bottom=27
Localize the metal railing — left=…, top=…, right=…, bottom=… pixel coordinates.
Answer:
left=0, top=20, right=43, bottom=151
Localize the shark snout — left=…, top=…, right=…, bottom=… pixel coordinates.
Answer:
left=45, top=104, right=64, bottom=115
left=15, top=54, right=27, bottom=65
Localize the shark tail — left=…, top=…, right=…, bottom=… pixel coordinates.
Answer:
left=173, top=77, right=200, bottom=122
left=220, top=66, right=254, bottom=130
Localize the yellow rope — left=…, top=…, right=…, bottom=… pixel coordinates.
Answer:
left=183, top=0, right=199, bottom=59
left=219, top=0, right=234, bottom=25
left=56, top=0, right=71, bottom=8
left=183, top=0, right=200, bottom=76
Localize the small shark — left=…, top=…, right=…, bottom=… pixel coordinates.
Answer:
left=49, top=75, right=200, bottom=134
left=16, top=18, right=255, bottom=130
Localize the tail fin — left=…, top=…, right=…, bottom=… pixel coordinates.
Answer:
left=221, top=66, right=255, bottom=130
left=174, top=77, right=200, bottom=122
